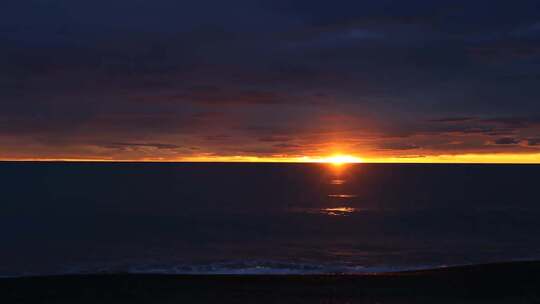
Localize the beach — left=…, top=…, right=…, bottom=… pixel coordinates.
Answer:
left=2, top=261, right=540, bottom=303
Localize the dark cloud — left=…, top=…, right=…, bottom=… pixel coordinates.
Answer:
left=527, top=138, right=540, bottom=146
left=429, top=117, right=477, bottom=123
left=468, top=45, right=540, bottom=61
left=1, top=0, right=540, bottom=159
left=104, top=142, right=181, bottom=150
left=376, top=142, right=421, bottom=151
left=204, top=134, right=232, bottom=141
left=168, top=86, right=284, bottom=105
left=493, top=138, right=521, bottom=145
left=259, top=136, right=294, bottom=142
left=273, top=143, right=302, bottom=149
left=481, top=117, right=540, bottom=128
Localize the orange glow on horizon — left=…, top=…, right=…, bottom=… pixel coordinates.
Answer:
left=2, top=153, right=540, bottom=164
left=319, top=155, right=363, bottom=166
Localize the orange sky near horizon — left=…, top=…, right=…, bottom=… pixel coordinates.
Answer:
left=3, top=152, right=540, bottom=164
left=3, top=1, right=540, bottom=165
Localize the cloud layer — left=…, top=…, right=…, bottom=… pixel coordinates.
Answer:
left=1, top=0, right=540, bottom=160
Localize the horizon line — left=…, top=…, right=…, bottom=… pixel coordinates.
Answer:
left=2, top=153, right=540, bottom=164
left=1, top=160, right=540, bottom=165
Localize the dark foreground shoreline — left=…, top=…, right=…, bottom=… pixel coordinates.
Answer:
left=2, top=261, right=540, bottom=303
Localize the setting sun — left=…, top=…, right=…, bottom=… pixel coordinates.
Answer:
left=322, top=155, right=363, bottom=165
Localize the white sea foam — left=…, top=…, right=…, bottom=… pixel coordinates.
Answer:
left=3, top=258, right=540, bottom=277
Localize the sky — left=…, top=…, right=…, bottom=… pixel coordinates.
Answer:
left=1, top=0, right=540, bottom=162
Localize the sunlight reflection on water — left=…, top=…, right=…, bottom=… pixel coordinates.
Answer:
left=290, top=207, right=359, bottom=216
left=328, top=194, right=357, bottom=198
left=329, top=179, right=346, bottom=185
left=320, top=207, right=357, bottom=216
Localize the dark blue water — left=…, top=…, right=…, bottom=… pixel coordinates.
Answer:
left=2, top=162, right=540, bottom=276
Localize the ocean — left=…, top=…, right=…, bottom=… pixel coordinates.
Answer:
left=2, top=162, right=540, bottom=276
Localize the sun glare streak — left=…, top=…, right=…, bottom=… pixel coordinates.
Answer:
left=319, top=155, right=363, bottom=166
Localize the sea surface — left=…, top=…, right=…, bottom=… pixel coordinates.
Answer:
left=2, top=162, right=540, bottom=276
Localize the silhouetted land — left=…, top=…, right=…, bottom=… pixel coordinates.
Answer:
left=2, top=261, right=540, bottom=303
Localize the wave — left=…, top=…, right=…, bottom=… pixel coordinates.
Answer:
left=128, top=261, right=382, bottom=275
left=0, top=261, right=444, bottom=277
left=4, top=258, right=538, bottom=277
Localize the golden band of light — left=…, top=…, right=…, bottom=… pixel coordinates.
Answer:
left=2, top=153, right=540, bottom=163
